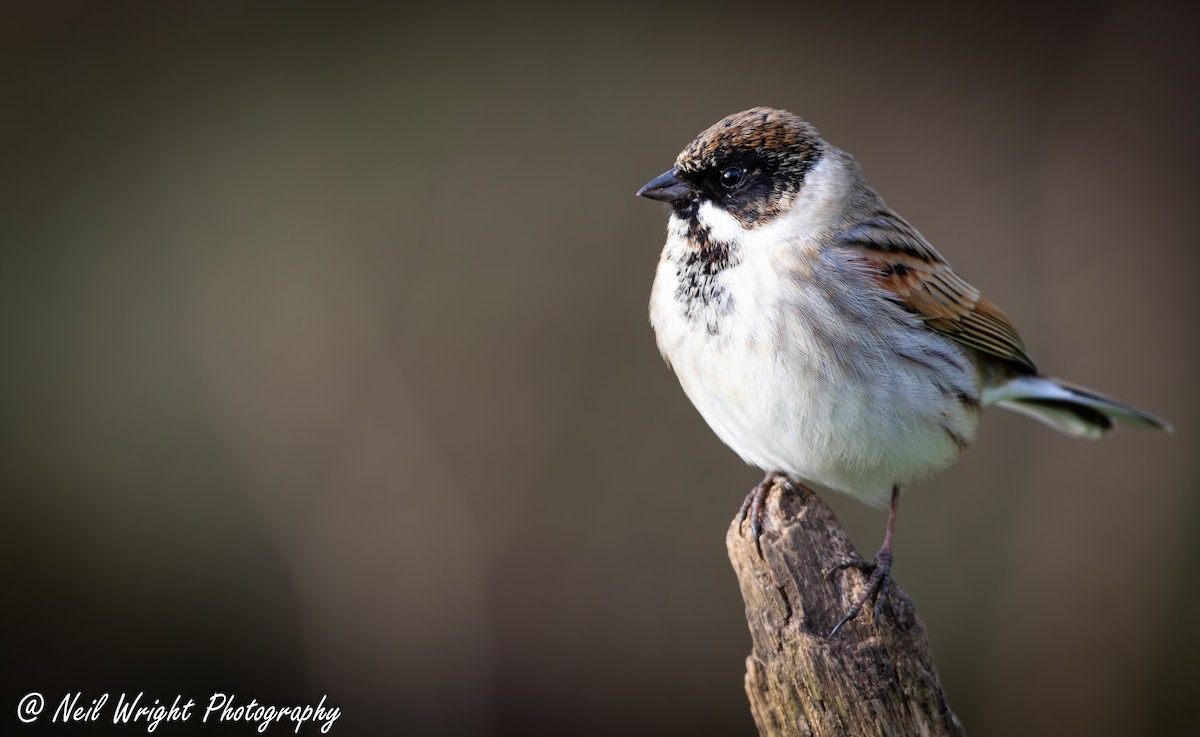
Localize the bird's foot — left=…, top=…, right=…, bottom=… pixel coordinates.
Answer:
left=737, top=472, right=793, bottom=556
left=825, top=547, right=893, bottom=639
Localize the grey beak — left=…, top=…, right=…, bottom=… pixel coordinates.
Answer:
left=637, top=167, right=695, bottom=203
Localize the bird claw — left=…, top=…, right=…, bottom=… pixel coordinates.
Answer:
left=737, top=473, right=793, bottom=557
left=827, top=549, right=893, bottom=639
left=824, top=557, right=874, bottom=579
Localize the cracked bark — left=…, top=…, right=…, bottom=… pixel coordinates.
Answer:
left=727, top=479, right=965, bottom=737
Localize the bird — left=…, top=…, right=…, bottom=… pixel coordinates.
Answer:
left=637, top=107, right=1170, bottom=638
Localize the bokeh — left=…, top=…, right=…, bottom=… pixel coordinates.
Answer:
left=3, top=2, right=1197, bottom=735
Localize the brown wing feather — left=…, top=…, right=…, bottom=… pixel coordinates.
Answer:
left=837, top=210, right=1037, bottom=373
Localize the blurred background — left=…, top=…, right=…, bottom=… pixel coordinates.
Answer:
left=2, top=1, right=1197, bottom=735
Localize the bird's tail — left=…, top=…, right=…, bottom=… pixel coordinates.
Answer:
left=983, top=375, right=1172, bottom=439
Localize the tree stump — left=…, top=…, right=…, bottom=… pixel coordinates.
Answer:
left=726, top=478, right=965, bottom=737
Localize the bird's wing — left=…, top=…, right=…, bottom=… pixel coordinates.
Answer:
left=836, top=210, right=1037, bottom=373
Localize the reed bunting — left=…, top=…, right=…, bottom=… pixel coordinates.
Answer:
left=638, top=107, right=1170, bottom=637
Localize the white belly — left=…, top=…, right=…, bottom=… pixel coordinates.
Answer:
left=649, top=230, right=979, bottom=506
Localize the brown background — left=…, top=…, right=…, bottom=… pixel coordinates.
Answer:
left=3, top=1, right=1198, bottom=735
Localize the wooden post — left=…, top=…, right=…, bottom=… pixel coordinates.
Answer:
left=726, top=478, right=965, bottom=737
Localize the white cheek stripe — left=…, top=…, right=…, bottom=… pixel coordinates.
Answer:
left=696, top=201, right=747, bottom=244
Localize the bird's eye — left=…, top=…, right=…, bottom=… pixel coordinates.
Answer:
left=720, top=167, right=747, bottom=191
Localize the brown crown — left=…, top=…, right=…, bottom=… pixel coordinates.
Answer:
left=676, top=107, right=821, bottom=172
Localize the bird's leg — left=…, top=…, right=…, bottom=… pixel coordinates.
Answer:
left=737, top=472, right=792, bottom=556
left=825, top=485, right=900, bottom=638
